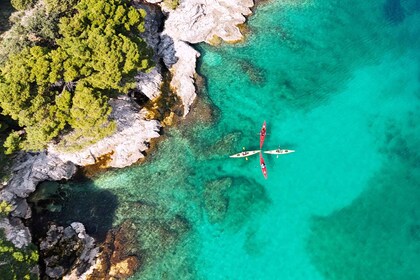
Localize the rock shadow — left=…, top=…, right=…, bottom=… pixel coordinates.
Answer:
left=28, top=177, right=118, bottom=243
left=0, top=1, right=14, bottom=34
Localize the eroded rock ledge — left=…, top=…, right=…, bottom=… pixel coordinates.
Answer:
left=0, top=152, right=76, bottom=248
left=44, top=0, right=256, bottom=167
left=48, top=96, right=161, bottom=168
left=148, top=0, right=255, bottom=116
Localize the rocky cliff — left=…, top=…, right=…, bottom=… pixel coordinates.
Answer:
left=48, top=96, right=161, bottom=168
left=46, top=0, right=256, bottom=166
left=146, top=0, right=255, bottom=116
left=0, top=152, right=76, bottom=248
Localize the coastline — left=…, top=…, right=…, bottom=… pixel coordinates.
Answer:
left=0, top=0, right=257, bottom=278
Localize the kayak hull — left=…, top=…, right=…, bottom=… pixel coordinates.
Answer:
left=259, top=153, right=268, bottom=179
left=260, top=121, right=266, bottom=149
left=230, top=150, right=261, bottom=158
left=264, top=149, right=295, bottom=155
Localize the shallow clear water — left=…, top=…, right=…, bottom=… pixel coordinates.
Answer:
left=60, top=0, right=420, bottom=279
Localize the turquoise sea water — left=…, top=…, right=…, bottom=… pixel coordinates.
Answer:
left=44, top=0, right=420, bottom=279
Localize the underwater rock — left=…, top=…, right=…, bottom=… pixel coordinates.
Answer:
left=384, top=0, right=405, bottom=23
left=48, top=96, right=161, bottom=168
left=86, top=220, right=141, bottom=280
left=109, top=256, right=140, bottom=278
left=203, top=178, right=232, bottom=223
left=202, top=132, right=242, bottom=159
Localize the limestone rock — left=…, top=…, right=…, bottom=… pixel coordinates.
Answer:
left=135, top=67, right=163, bottom=100
left=7, top=152, right=76, bottom=198
left=85, top=220, right=141, bottom=280
left=133, top=2, right=165, bottom=100
left=48, top=96, right=161, bottom=168
left=163, top=0, right=254, bottom=44
left=0, top=152, right=76, bottom=251
left=168, top=40, right=200, bottom=116
left=0, top=217, right=32, bottom=248
left=0, top=152, right=76, bottom=225
left=149, top=0, right=255, bottom=116
left=158, top=34, right=178, bottom=68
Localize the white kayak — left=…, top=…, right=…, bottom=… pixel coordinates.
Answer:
left=230, top=150, right=261, bottom=158
left=264, top=149, right=295, bottom=155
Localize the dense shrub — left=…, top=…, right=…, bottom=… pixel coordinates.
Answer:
left=11, top=0, right=37, bottom=10
left=0, top=0, right=153, bottom=153
left=0, top=230, right=39, bottom=280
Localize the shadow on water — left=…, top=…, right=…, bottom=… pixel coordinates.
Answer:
left=0, top=1, right=14, bottom=34
left=384, top=0, right=405, bottom=23
left=28, top=173, right=118, bottom=243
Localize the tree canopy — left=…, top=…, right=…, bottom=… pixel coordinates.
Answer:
left=11, top=0, right=37, bottom=11
left=0, top=0, right=153, bottom=154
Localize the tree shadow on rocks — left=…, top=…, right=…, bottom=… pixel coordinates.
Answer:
left=28, top=177, right=118, bottom=243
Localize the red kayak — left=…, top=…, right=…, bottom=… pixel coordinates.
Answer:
left=260, top=121, right=267, bottom=149
left=260, top=153, right=268, bottom=179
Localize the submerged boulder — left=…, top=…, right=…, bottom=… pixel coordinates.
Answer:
left=203, top=178, right=232, bottom=224
left=85, top=220, right=141, bottom=280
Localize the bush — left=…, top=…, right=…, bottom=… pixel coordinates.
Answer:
left=0, top=0, right=154, bottom=153
left=11, top=0, right=37, bottom=10
left=0, top=230, right=39, bottom=280
left=3, top=131, right=21, bottom=154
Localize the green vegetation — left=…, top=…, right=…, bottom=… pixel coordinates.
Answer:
left=0, top=201, right=13, bottom=217
left=0, top=116, right=13, bottom=181
left=11, top=0, right=37, bottom=11
left=162, top=0, right=180, bottom=10
left=0, top=0, right=153, bottom=154
left=0, top=230, right=39, bottom=280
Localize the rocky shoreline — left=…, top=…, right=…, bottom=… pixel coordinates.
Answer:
left=0, top=0, right=256, bottom=278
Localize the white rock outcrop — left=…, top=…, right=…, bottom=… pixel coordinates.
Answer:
left=147, top=0, right=255, bottom=116
left=48, top=96, right=161, bottom=168
left=163, top=0, right=254, bottom=44
left=167, top=40, right=200, bottom=116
